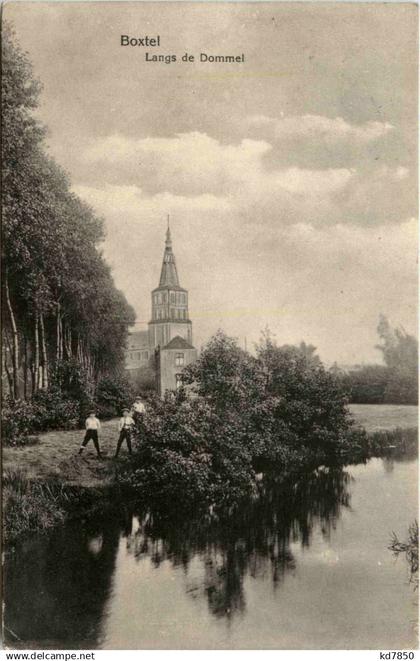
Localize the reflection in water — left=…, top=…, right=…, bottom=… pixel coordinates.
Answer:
left=125, top=467, right=353, bottom=618
left=4, top=466, right=351, bottom=645
left=4, top=458, right=417, bottom=649
left=4, top=517, right=120, bottom=647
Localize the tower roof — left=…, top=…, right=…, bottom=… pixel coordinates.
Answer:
left=158, top=219, right=180, bottom=288
left=163, top=335, right=195, bottom=350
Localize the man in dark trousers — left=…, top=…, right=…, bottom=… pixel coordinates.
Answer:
left=79, top=410, right=102, bottom=458
left=115, top=408, right=135, bottom=458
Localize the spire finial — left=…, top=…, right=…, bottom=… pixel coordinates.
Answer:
left=166, top=214, right=171, bottom=246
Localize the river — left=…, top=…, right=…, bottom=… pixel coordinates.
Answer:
left=4, top=405, right=418, bottom=649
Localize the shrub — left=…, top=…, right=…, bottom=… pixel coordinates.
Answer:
left=31, top=388, right=79, bottom=430
left=51, top=359, right=94, bottom=422
left=95, top=374, right=135, bottom=418
left=1, top=397, right=40, bottom=446
left=3, top=470, right=66, bottom=540
left=120, top=332, right=363, bottom=512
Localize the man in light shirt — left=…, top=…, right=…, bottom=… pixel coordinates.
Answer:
left=115, top=408, right=135, bottom=458
left=133, top=396, right=146, bottom=415
left=79, top=410, right=102, bottom=457
left=132, top=396, right=146, bottom=429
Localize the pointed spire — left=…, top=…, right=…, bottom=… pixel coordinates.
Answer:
left=166, top=214, right=171, bottom=247
left=159, top=216, right=179, bottom=287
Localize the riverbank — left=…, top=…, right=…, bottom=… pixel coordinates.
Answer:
left=3, top=418, right=123, bottom=488
left=3, top=419, right=127, bottom=543
left=3, top=404, right=418, bottom=544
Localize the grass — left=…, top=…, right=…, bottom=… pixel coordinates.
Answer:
left=2, top=406, right=417, bottom=544
left=2, top=418, right=124, bottom=486
left=348, top=403, right=418, bottom=433
left=3, top=467, right=122, bottom=544
left=389, top=521, right=419, bottom=590
left=3, top=468, right=67, bottom=542
left=366, top=427, right=418, bottom=459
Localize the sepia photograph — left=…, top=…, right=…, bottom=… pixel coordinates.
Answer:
left=1, top=0, right=418, bottom=651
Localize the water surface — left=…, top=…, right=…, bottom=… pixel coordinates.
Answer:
left=4, top=455, right=418, bottom=649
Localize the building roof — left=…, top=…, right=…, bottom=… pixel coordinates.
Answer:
left=158, top=226, right=180, bottom=288
left=126, top=330, right=150, bottom=351
left=152, top=284, right=187, bottom=293
left=162, top=335, right=195, bottom=350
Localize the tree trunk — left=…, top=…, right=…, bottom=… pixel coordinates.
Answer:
left=40, top=313, right=48, bottom=389
left=64, top=323, right=72, bottom=358
left=56, top=303, right=65, bottom=361
left=56, top=303, right=61, bottom=362
left=23, top=335, right=28, bottom=399
left=78, top=337, right=85, bottom=366
left=4, top=271, right=20, bottom=399
left=4, top=355, right=13, bottom=395
left=34, top=310, right=40, bottom=391
left=59, top=315, right=63, bottom=360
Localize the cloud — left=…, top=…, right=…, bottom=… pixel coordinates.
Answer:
left=78, top=131, right=356, bottom=228
left=73, top=183, right=232, bottom=216
left=245, top=113, right=403, bottom=174
left=248, top=114, right=394, bottom=143
left=81, top=132, right=272, bottom=197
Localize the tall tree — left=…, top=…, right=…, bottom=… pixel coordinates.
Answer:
left=2, top=23, right=135, bottom=399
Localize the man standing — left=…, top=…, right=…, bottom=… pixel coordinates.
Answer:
left=132, top=396, right=146, bottom=426
left=115, top=408, right=135, bottom=458
left=79, top=410, right=102, bottom=458
left=133, top=396, right=146, bottom=416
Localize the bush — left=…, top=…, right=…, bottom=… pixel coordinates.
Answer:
left=2, top=388, right=80, bottom=445
left=95, top=374, right=135, bottom=418
left=1, top=397, right=40, bottom=446
left=119, top=392, right=256, bottom=512
left=51, top=359, right=94, bottom=422
left=119, top=332, right=363, bottom=513
left=31, top=388, right=79, bottom=430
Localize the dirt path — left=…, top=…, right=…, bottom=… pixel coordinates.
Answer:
left=3, top=419, right=130, bottom=487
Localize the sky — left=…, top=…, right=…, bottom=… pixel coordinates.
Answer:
left=5, top=1, right=418, bottom=364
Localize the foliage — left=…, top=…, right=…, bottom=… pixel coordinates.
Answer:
left=3, top=470, right=66, bottom=541
left=1, top=397, right=40, bottom=446
left=338, top=316, right=418, bottom=405
left=31, top=389, right=80, bottom=431
left=3, top=469, right=117, bottom=543
left=50, top=359, right=94, bottom=419
left=389, top=521, right=419, bottom=590
left=2, top=23, right=135, bottom=401
left=120, top=331, right=356, bottom=513
left=95, top=374, right=135, bottom=418
left=338, top=426, right=418, bottom=463
left=130, top=360, right=157, bottom=395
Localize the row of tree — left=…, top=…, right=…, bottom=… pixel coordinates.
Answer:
left=331, top=316, right=418, bottom=405
left=2, top=23, right=135, bottom=399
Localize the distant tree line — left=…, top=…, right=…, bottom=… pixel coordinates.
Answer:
left=2, top=23, right=135, bottom=403
left=331, top=316, right=418, bottom=405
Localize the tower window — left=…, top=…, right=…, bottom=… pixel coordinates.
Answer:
left=175, top=374, right=183, bottom=390
left=175, top=353, right=184, bottom=366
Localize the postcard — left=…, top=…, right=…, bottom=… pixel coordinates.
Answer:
left=2, top=1, right=418, bottom=651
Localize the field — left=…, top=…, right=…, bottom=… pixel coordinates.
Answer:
left=349, top=403, right=418, bottom=433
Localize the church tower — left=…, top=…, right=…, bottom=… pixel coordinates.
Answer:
left=148, top=222, right=193, bottom=349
